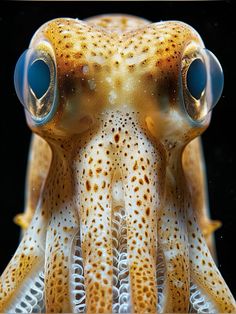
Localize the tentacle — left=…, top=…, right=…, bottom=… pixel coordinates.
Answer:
left=0, top=202, right=47, bottom=312
left=78, top=146, right=114, bottom=313
left=158, top=164, right=190, bottom=313
left=14, top=134, right=51, bottom=231
left=44, top=208, right=78, bottom=312
left=182, top=137, right=220, bottom=259
left=120, top=136, right=161, bottom=313
left=42, top=154, right=79, bottom=313
left=187, top=207, right=236, bottom=313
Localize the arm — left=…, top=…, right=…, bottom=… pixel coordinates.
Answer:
left=182, top=137, right=221, bottom=260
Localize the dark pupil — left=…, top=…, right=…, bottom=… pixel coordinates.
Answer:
left=187, top=58, right=207, bottom=100
left=28, top=60, right=50, bottom=99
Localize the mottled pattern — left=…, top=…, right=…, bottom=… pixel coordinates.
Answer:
left=1, top=14, right=235, bottom=313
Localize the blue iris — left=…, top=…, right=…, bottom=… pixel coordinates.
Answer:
left=28, top=60, right=50, bottom=99
left=187, top=59, right=207, bottom=99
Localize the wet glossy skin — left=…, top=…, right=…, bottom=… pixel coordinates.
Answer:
left=0, top=15, right=235, bottom=313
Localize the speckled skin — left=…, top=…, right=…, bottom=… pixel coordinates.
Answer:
left=0, top=15, right=235, bottom=313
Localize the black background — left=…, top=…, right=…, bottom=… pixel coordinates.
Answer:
left=0, top=0, right=235, bottom=298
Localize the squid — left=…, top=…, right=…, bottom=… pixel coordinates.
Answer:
left=0, top=14, right=235, bottom=313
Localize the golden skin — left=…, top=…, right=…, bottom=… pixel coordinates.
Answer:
left=0, top=14, right=235, bottom=313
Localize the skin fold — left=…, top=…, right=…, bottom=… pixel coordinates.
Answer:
left=0, top=14, right=235, bottom=313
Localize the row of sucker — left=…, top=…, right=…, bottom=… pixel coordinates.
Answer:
left=69, top=206, right=130, bottom=313
left=189, top=282, right=216, bottom=313
left=155, top=248, right=217, bottom=314
left=70, top=233, right=86, bottom=313
left=112, top=207, right=121, bottom=312
left=6, top=271, right=45, bottom=313
left=156, top=249, right=165, bottom=313
left=112, top=206, right=131, bottom=313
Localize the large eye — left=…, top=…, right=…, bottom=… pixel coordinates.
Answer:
left=14, top=45, right=58, bottom=125
left=182, top=47, right=224, bottom=122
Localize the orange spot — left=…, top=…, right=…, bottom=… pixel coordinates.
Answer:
left=96, top=167, right=102, bottom=173
left=133, top=161, right=138, bottom=171
left=131, top=176, right=137, bottom=182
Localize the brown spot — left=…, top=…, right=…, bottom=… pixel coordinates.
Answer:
left=145, top=208, right=150, bottom=216
left=144, top=175, right=150, bottom=184
left=98, top=203, right=105, bottom=211
left=114, top=134, right=120, bottom=143
left=86, top=180, right=91, bottom=191
left=94, top=184, right=98, bottom=192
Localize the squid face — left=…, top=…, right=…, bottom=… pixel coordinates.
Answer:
left=1, top=14, right=234, bottom=314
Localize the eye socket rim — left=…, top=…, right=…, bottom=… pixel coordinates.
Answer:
left=14, top=45, right=58, bottom=126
